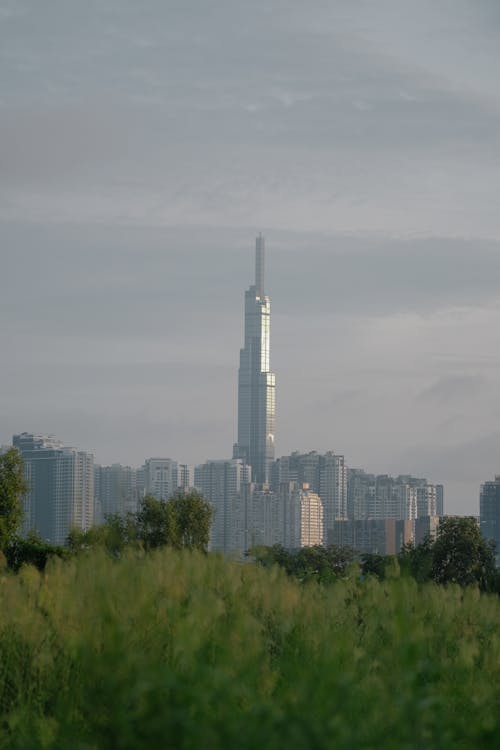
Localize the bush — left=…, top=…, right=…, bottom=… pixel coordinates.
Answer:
left=4, top=534, right=69, bottom=573
left=0, top=549, right=499, bottom=749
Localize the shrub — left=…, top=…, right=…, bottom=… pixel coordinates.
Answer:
left=0, top=549, right=499, bottom=749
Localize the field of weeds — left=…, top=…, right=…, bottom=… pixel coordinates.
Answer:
left=0, top=549, right=499, bottom=749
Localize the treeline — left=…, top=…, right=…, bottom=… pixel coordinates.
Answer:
left=2, top=492, right=212, bottom=572
left=252, top=516, right=500, bottom=593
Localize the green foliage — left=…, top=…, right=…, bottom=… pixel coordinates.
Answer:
left=0, top=550, right=499, bottom=749
left=4, top=532, right=69, bottom=572
left=135, top=494, right=175, bottom=550
left=167, top=491, right=212, bottom=551
left=360, top=553, right=393, bottom=579
left=398, top=537, right=435, bottom=583
left=252, top=544, right=356, bottom=583
left=67, top=513, right=140, bottom=557
left=398, top=518, right=497, bottom=590
left=136, top=492, right=212, bottom=552
left=0, top=448, right=27, bottom=551
left=67, top=492, right=213, bottom=556
left=431, top=516, right=496, bottom=589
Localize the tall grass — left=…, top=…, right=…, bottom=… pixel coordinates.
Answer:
left=0, top=550, right=499, bottom=749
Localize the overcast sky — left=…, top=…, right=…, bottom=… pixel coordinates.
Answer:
left=1, top=0, right=500, bottom=513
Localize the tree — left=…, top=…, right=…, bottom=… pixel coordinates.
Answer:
left=252, top=544, right=355, bottom=583
left=66, top=493, right=213, bottom=558
left=0, top=448, right=27, bottom=550
left=67, top=514, right=139, bottom=557
left=361, top=553, right=391, bottom=580
left=136, top=495, right=174, bottom=550
left=5, top=530, right=68, bottom=572
left=431, top=516, right=496, bottom=590
left=398, top=537, right=434, bottom=583
left=167, top=491, right=213, bottom=552
left=135, top=492, right=213, bottom=552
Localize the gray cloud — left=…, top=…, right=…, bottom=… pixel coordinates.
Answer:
left=1, top=2, right=500, bottom=513
left=416, top=375, right=485, bottom=404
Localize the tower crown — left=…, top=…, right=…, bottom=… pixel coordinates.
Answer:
left=255, top=233, right=265, bottom=297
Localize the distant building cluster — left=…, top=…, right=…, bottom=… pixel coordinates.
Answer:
left=9, top=434, right=191, bottom=546
left=5, top=237, right=499, bottom=560
left=192, top=453, right=444, bottom=556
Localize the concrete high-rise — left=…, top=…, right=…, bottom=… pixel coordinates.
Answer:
left=194, top=458, right=251, bottom=553
left=233, top=235, right=276, bottom=484
left=480, top=475, right=500, bottom=566
left=142, top=458, right=178, bottom=501
left=271, top=451, right=347, bottom=541
left=281, top=482, right=324, bottom=549
left=13, top=432, right=94, bottom=545
left=94, top=463, right=140, bottom=523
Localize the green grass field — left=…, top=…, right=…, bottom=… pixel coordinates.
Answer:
left=0, top=549, right=499, bottom=749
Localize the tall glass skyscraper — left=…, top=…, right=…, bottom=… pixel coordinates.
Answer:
left=233, top=235, right=276, bottom=484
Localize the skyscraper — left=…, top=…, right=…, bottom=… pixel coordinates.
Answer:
left=94, top=463, right=140, bottom=523
left=142, top=458, right=178, bottom=501
left=194, top=458, right=251, bottom=553
left=480, top=475, right=500, bottom=566
left=233, top=235, right=276, bottom=484
left=13, top=432, right=94, bottom=545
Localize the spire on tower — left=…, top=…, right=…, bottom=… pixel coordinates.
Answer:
left=255, top=233, right=265, bottom=297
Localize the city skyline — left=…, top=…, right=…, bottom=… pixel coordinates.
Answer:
left=1, top=2, right=500, bottom=514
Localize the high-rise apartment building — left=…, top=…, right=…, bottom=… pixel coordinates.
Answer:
left=194, top=458, right=251, bottom=553
left=232, top=481, right=325, bottom=554
left=142, top=458, right=178, bottom=501
left=233, top=235, right=276, bottom=484
left=178, top=464, right=190, bottom=492
left=94, top=464, right=140, bottom=523
left=13, top=432, right=94, bottom=545
left=235, top=485, right=281, bottom=553
left=480, top=475, right=500, bottom=566
left=319, top=452, right=348, bottom=531
left=436, top=484, right=444, bottom=516
left=346, top=470, right=442, bottom=523
left=272, top=451, right=347, bottom=540
left=281, top=482, right=324, bottom=549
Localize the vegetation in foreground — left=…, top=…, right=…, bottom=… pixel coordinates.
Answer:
left=1, top=549, right=499, bottom=749
left=253, top=516, right=500, bottom=592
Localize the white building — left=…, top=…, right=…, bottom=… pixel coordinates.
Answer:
left=13, top=433, right=94, bottom=545
left=318, top=453, right=347, bottom=533
left=271, top=451, right=347, bottom=540
left=194, top=458, right=251, bottom=553
left=94, top=463, right=140, bottom=523
left=281, top=482, right=324, bottom=549
left=234, top=485, right=281, bottom=553
left=142, top=458, right=178, bottom=501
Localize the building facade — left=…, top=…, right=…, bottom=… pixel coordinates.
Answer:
left=13, top=432, right=94, bottom=545
left=142, top=458, right=178, bottom=501
left=194, top=458, right=251, bottom=553
left=329, top=518, right=414, bottom=556
left=233, top=235, right=276, bottom=484
left=346, top=469, right=443, bottom=523
left=281, top=482, right=324, bottom=549
left=235, top=485, right=281, bottom=553
left=271, top=451, right=347, bottom=541
left=94, top=463, right=140, bottom=523
left=480, top=475, right=500, bottom=566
